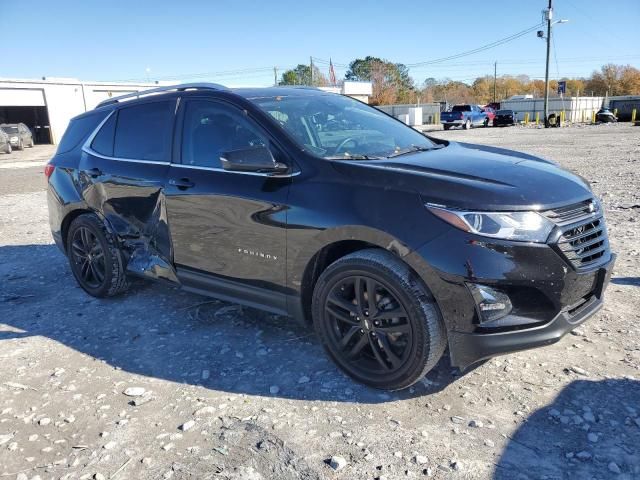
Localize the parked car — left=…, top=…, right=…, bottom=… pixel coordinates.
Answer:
left=441, top=104, right=488, bottom=130
left=46, top=84, right=615, bottom=390
left=482, top=106, right=496, bottom=124
left=0, top=123, right=34, bottom=150
left=0, top=130, right=11, bottom=154
left=595, top=108, right=617, bottom=123
left=493, top=109, right=516, bottom=127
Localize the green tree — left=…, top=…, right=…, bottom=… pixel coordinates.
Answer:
left=279, top=64, right=327, bottom=86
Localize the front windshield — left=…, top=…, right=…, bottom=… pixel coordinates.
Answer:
left=251, top=94, right=436, bottom=159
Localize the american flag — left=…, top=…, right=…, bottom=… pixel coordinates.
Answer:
left=329, top=58, right=336, bottom=85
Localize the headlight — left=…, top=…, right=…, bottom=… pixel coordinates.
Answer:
left=426, top=204, right=555, bottom=242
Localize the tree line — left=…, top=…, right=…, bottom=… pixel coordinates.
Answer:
left=279, top=58, right=640, bottom=106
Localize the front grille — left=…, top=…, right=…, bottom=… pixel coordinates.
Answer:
left=543, top=199, right=610, bottom=269
left=543, top=199, right=597, bottom=226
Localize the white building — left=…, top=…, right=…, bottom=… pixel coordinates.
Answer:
left=319, top=81, right=373, bottom=103
left=0, top=78, right=166, bottom=144
left=0, top=77, right=374, bottom=145
left=500, top=96, right=605, bottom=123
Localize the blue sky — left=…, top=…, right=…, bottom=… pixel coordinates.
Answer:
left=2, top=0, right=638, bottom=87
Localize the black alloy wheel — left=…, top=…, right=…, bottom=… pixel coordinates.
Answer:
left=325, top=275, right=413, bottom=375
left=312, top=249, right=446, bottom=390
left=70, top=226, right=106, bottom=289
left=66, top=213, right=129, bottom=297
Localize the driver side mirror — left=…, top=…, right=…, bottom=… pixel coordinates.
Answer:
left=220, top=146, right=288, bottom=174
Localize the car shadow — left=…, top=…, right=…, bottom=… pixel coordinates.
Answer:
left=610, top=277, right=640, bottom=287
left=0, top=243, right=468, bottom=404
left=494, top=378, right=640, bottom=479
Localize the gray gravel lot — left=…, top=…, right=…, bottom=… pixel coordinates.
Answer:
left=0, top=124, right=639, bottom=480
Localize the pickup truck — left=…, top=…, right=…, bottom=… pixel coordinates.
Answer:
left=441, top=105, right=488, bottom=130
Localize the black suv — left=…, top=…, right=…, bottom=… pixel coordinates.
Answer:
left=46, top=83, right=615, bottom=390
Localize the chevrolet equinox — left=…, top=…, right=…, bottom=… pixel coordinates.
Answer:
left=46, top=83, right=615, bottom=390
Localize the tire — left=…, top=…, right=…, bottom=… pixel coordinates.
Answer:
left=483, top=118, right=490, bottom=127
left=312, top=248, right=446, bottom=390
left=29, top=138, right=34, bottom=147
left=463, top=119, right=471, bottom=130
left=66, top=213, right=129, bottom=298
left=443, top=124, right=451, bottom=130
left=17, top=140, right=24, bottom=151
left=3, top=143, right=10, bottom=154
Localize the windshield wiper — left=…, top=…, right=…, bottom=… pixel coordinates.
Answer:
left=387, top=144, right=443, bottom=158
left=325, top=154, right=385, bottom=161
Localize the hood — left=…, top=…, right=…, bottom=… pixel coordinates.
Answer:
left=333, top=142, right=592, bottom=211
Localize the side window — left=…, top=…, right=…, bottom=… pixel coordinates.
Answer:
left=114, top=100, right=174, bottom=161
left=91, top=113, right=116, bottom=156
left=56, top=111, right=109, bottom=154
left=181, top=100, right=267, bottom=168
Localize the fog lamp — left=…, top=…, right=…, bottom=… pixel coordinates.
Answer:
left=468, top=284, right=513, bottom=323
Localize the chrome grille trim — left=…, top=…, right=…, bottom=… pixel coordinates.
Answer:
left=543, top=199, right=610, bottom=269
left=542, top=199, right=599, bottom=226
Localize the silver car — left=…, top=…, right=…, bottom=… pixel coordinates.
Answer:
left=0, top=123, right=34, bottom=150
left=0, top=129, right=11, bottom=154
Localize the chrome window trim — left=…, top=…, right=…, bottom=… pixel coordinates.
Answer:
left=81, top=109, right=299, bottom=176
left=171, top=163, right=300, bottom=178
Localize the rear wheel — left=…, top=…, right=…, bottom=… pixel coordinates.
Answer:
left=66, top=213, right=129, bottom=297
left=312, top=249, right=446, bottom=390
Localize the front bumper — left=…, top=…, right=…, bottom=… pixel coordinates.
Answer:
left=448, top=255, right=614, bottom=368
left=408, top=227, right=615, bottom=369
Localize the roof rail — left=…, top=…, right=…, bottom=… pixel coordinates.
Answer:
left=279, top=85, right=323, bottom=91
left=96, top=82, right=228, bottom=108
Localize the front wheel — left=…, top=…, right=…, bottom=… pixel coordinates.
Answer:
left=312, top=249, right=446, bottom=390
left=483, top=118, right=490, bottom=127
left=463, top=119, right=471, bottom=130
left=4, top=143, right=10, bottom=154
left=66, top=213, right=129, bottom=297
left=443, top=124, right=451, bottom=130
left=17, top=140, right=24, bottom=151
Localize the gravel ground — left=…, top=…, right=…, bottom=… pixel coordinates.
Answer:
left=0, top=124, right=638, bottom=480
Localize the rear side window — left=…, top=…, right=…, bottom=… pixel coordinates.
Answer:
left=114, top=101, right=174, bottom=161
left=56, top=111, right=109, bottom=154
left=91, top=113, right=116, bottom=156
left=452, top=105, right=471, bottom=112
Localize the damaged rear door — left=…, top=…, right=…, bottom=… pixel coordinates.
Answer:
left=80, top=98, right=178, bottom=282
left=164, top=97, right=291, bottom=314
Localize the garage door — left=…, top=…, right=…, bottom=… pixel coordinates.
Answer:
left=0, top=88, right=46, bottom=107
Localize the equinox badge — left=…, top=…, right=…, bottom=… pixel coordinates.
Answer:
left=237, top=248, right=278, bottom=261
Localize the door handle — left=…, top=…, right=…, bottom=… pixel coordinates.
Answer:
left=169, top=178, right=195, bottom=190
left=86, top=167, right=102, bottom=178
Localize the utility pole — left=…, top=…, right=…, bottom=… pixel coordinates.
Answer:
left=310, top=56, right=314, bottom=86
left=274, top=67, right=278, bottom=86
left=493, top=61, right=497, bottom=104
left=543, top=0, right=553, bottom=127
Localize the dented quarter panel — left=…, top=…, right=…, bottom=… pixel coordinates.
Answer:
left=78, top=149, right=177, bottom=283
